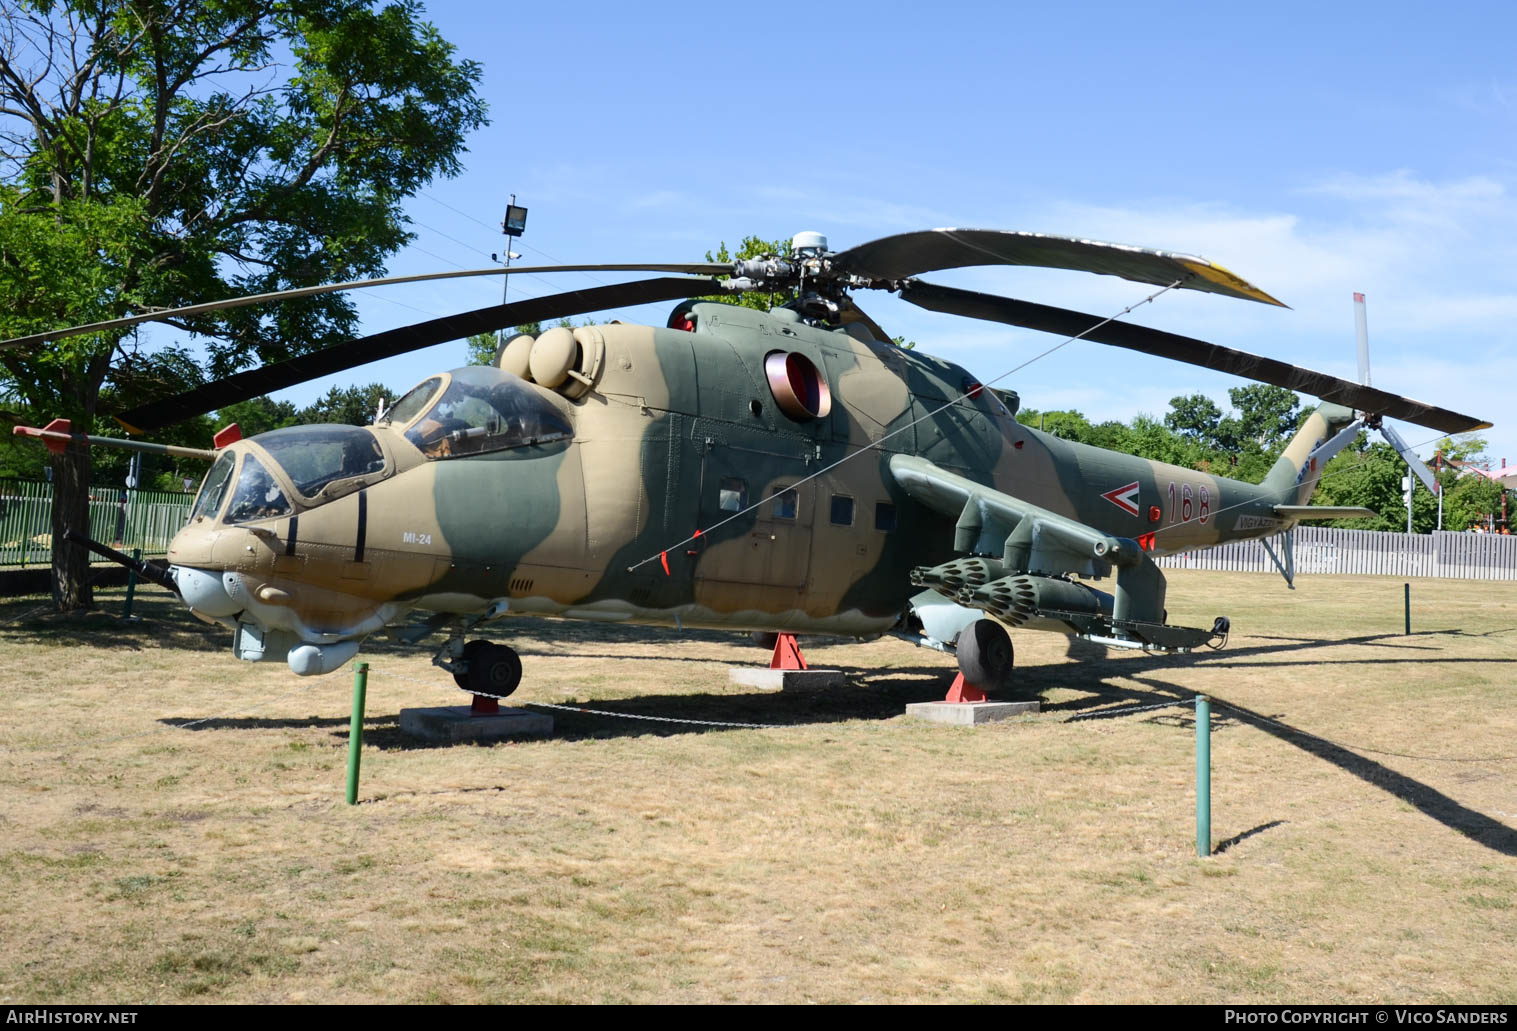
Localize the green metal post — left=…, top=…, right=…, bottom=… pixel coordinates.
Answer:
left=1196, top=694, right=1211, bottom=858
left=346, top=662, right=369, bottom=805
left=1404, top=583, right=1411, bottom=636
left=122, top=547, right=141, bottom=619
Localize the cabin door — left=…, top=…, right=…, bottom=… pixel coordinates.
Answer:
left=694, top=444, right=815, bottom=591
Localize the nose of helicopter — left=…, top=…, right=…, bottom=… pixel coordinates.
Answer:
left=172, top=565, right=243, bottom=618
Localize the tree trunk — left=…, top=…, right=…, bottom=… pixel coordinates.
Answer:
left=49, top=444, right=95, bottom=611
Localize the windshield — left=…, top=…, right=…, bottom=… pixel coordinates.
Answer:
left=254, top=425, right=387, bottom=497
left=190, top=452, right=236, bottom=522
left=224, top=452, right=292, bottom=524
left=403, top=367, right=571, bottom=459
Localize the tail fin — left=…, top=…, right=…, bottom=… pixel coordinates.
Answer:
left=1260, top=402, right=1360, bottom=506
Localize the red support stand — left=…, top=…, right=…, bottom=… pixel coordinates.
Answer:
left=944, top=672, right=988, bottom=704
left=470, top=694, right=499, bottom=716
left=769, top=633, right=809, bottom=670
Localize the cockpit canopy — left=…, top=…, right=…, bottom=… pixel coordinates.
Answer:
left=188, top=425, right=388, bottom=526
left=384, top=366, right=571, bottom=459
left=185, top=369, right=570, bottom=528
left=256, top=425, right=387, bottom=497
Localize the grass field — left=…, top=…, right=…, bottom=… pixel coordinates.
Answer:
left=1, top=570, right=1514, bottom=1004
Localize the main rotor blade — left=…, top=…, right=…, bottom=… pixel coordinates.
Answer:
left=899, top=279, right=1491, bottom=435
left=833, top=228, right=1286, bottom=306
left=0, top=263, right=733, bottom=351
left=115, top=277, right=722, bottom=430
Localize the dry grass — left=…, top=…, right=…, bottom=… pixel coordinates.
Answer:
left=0, top=570, right=1514, bottom=1004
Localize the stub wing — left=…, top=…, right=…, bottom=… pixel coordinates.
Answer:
left=888, top=454, right=1144, bottom=578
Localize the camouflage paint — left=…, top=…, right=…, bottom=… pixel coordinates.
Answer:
left=165, top=299, right=1358, bottom=660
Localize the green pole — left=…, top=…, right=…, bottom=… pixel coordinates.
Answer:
left=1196, top=694, right=1211, bottom=858
left=346, top=661, right=369, bottom=805
left=1404, top=583, right=1411, bottom=636
left=122, top=547, right=140, bottom=619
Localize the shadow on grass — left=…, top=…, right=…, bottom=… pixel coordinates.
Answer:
left=19, top=589, right=1517, bottom=856
left=1214, top=821, right=1287, bottom=854
left=1122, top=671, right=1517, bottom=858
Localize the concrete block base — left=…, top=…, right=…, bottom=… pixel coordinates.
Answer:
left=398, top=705, right=553, bottom=743
left=905, top=700, right=1040, bottom=725
left=728, top=668, right=846, bottom=692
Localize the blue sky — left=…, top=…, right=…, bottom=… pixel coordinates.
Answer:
left=284, top=1, right=1516, bottom=470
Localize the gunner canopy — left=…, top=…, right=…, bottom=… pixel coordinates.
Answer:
left=390, top=366, right=571, bottom=459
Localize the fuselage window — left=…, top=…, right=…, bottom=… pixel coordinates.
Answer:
left=772, top=487, right=798, bottom=520
left=718, top=477, right=748, bottom=513
left=830, top=494, right=855, bottom=526
left=875, top=501, right=897, bottom=532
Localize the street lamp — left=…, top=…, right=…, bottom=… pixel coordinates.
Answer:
left=503, top=201, right=527, bottom=238
left=495, top=194, right=527, bottom=345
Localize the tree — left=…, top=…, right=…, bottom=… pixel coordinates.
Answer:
left=1164, top=393, right=1223, bottom=444
left=215, top=396, right=298, bottom=438
left=0, top=0, right=487, bottom=609
left=1228, top=384, right=1300, bottom=450
left=296, top=382, right=393, bottom=426
left=465, top=331, right=497, bottom=368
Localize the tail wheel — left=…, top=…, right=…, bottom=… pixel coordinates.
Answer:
left=956, top=618, right=1014, bottom=690
left=454, top=640, right=523, bottom=698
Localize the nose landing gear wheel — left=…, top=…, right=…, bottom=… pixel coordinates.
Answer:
left=453, top=640, right=523, bottom=697
left=955, top=618, right=1014, bottom=691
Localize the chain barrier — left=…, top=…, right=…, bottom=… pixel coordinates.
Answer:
left=1064, top=698, right=1190, bottom=722
left=366, top=666, right=784, bottom=730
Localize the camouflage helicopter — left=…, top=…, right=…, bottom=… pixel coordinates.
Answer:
left=9, top=228, right=1490, bottom=698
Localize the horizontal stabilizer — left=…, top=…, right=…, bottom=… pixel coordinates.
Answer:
left=1272, top=505, right=1377, bottom=520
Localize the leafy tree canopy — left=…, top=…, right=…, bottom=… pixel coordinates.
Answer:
left=0, top=0, right=487, bottom=607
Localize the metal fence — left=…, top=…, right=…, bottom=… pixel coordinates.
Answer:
left=1157, top=525, right=1517, bottom=581
left=0, top=479, right=194, bottom=567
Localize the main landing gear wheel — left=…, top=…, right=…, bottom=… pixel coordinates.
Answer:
left=453, top=640, right=523, bottom=697
left=956, top=618, right=1014, bottom=690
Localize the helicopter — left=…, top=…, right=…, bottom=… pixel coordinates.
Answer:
left=8, top=227, right=1491, bottom=699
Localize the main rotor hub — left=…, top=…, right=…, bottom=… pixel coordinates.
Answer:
left=790, top=231, right=829, bottom=258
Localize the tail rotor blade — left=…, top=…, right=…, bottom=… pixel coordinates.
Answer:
left=1380, top=421, right=1441, bottom=494
left=1354, top=291, right=1372, bottom=386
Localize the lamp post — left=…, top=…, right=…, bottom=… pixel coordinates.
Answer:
left=492, top=195, right=528, bottom=346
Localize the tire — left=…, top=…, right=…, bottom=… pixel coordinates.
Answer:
left=956, top=618, right=1014, bottom=690
left=458, top=639, right=523, bottom=697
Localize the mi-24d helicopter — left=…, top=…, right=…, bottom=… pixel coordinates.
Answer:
left=9, top=228, right=1491, bottom=698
